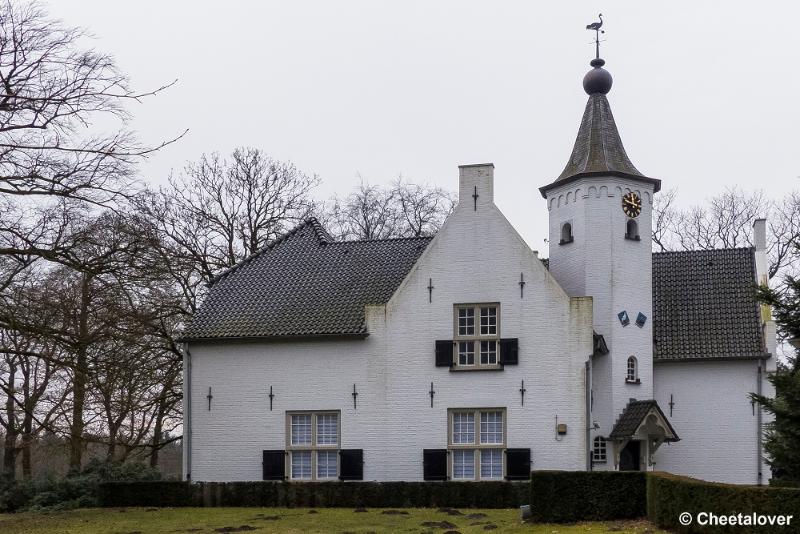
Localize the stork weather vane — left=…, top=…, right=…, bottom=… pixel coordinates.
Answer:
left=586, top=13, right=604, bottom=59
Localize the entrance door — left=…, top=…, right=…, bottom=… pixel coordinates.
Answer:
left=619, top=441, right=641, bottom=471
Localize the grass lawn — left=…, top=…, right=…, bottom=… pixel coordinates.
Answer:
left=0, top=507, right=667, bottom=533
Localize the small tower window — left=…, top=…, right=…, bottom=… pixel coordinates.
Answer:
left=592, top=436, right=607, bottom=463
left=625, top=219, right=640, bottom=241
left=626, top=356, right=640, bottom=384
left=559, top=222, right=573, bottom=245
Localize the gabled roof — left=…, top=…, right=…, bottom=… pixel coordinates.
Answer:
left=653, top=248, right=767, bottom=362
left=539, top=94, right=660, bottom=197
left=609, top=399, right=679, bottom=442
left=185, top=219, right=767, bottom=360
left=182, top=219, right=431, bottom=341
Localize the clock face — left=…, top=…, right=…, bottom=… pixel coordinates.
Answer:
left=622, top=192, right=642, bottom=218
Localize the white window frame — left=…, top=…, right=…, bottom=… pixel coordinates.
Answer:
left=448, top=408, right=506, bottom=481
left=626, top=356, right=639, bottom=384
left=593, top=436, right=607, bottom=463
left=453, top=304, right=501, bottom=370
left=286, top=410, right=340, bottom=481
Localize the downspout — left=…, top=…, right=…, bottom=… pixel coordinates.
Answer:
left=183, top=343, right=192, bottom=481
left=585, top=359, right=592, bottom=471
left=756, top=359, right=763, bottom=486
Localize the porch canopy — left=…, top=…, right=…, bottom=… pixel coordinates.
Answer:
left=609, top=399, right=679, bottom=466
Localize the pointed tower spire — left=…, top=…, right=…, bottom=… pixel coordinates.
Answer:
left=539, top=41, right=660, bottom=197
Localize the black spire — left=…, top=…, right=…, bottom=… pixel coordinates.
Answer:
left=538, top=16, right=660, bottom=198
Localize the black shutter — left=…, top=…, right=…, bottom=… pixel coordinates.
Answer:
left=499, top=338, right=519, bottom=365
left=423, top=449, right=448, bottom=480
left=263, top=450, right=286, bottom=480
left=339, top=449, right=364, bottom=480
left=504, top=448, right=531, bottom=480
left=435, top=340, right=454, bottom=367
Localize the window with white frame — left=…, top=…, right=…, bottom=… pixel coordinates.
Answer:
left=287, top=411, right=340, bottom=480
left=593, top=436, right=607, bottom=463
left=448, top=408, right=506, bottom=480
left=626, top=356, right=639, bottom=384
left=453, top=304, right=500, bottom=368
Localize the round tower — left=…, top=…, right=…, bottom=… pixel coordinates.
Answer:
left=540, top=54, right=662, bottom=470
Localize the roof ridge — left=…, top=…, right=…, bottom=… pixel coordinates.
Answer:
left=209, top=218, right=330, bottom=286
left=653, top=246, right=755, bottom=256
left=336, top=235, right=434, bottom=244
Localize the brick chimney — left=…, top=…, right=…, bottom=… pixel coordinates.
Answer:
left=753, top=218, right=767, bottom=285
left=458, top=163, right=494, bottom=210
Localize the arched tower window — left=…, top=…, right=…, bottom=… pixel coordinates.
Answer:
left=559, top=222, right=573, bottom=245
left=625, top=219, right=640, bottom=240
left=592, top=436, right=607, bottom=463
left=626, top=356, right=639, bottom=384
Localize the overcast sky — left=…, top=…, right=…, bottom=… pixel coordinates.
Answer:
left=47, top=1, right=800, bottom=251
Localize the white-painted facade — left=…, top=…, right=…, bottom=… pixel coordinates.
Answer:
left=545, top=179, right=655, bottom=446
left=543, top=174, right=774, bottom=483
left=184, top=162, right=775, bottom=484
left=185, top=164, right=593, bottom=482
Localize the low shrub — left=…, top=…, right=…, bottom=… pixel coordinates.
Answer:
left=529, top=470, right=646, bottom=522
left=647, top=472, right=800, bottom=534
left=0, top=459, right=162, bottom=513
left=770, top=478, right=800, bottom=488
left=98, top=480, right=529, bottom=508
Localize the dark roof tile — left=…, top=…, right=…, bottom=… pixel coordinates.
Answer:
left=653, top=248, right=766, bottom=361
left=182, top=219, right=431, bottom=340
left=609, top=399, right=679, bottom=442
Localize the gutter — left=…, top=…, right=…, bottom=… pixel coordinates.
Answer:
left=756, top=359, right=763, bottom=485
left=177, top=332, right=370, bottom=344
left=585, top=358, right=593, bottom=471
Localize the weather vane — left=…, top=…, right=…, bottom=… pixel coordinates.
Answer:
left=586, top=13, right=604, bottom=59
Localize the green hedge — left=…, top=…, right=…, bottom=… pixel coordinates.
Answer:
left=99, top=481, right=528, bottom=508
left=647, top=472, right=800, bottom=534
left=99, top=481, right=197, bottom=508
left=529, top=471, right=646, bottom=522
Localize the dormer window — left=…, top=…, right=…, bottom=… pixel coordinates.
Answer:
left=626, top=356, right=640, bottom=384
left=454, top=304, right=501, bottom=369
left=625, top=219, right=640, bottom=241
left=560, top=222, right=574, bottom=245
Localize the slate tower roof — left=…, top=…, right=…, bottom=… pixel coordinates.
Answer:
left=540, top=58, right=661, bottom=197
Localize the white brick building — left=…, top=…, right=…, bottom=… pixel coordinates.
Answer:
left=182, top=55, right=775, bottom=486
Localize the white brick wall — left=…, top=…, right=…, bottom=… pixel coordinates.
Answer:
left=654, top=360, right=768, bottom=484
left=186, top=165, right=594, bottom=482
left=545, top=178, right=655, bottom=450
left=185, top=165, right=777, bottom=485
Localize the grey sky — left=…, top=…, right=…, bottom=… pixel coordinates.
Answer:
left=47, top=1, right=800, bottom=250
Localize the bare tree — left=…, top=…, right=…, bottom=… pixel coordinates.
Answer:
left=651, top=188, right=677, bottom=253
left=392, top=178, right=456, bottom=237
left=0, top=0, right=183, bottom=206
left=323, top=178, right=455, bottom=241
left=0, top=327, right=62, bottom=479
left=324, top=179, right=400, bottom=241
left=652, top=187, right=800, bottom=281
left=139, top=148, right=319, bottom=311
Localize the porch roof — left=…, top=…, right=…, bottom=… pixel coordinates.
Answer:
left=609, top=399, right=680, bottom=442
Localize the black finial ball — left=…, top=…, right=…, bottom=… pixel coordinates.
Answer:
left=583, top=58, right=612, bottom=95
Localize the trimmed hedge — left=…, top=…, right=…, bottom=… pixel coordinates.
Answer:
left=529, top=470, right=646, bottom=522
left=99, top=480, right=529, bottom=508
left=647, top=472, right=800, bottom=534
left=99, top=481, right=197, bottom=508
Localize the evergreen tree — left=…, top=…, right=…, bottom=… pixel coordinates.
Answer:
left=751, top=274, right=800, bottom=482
